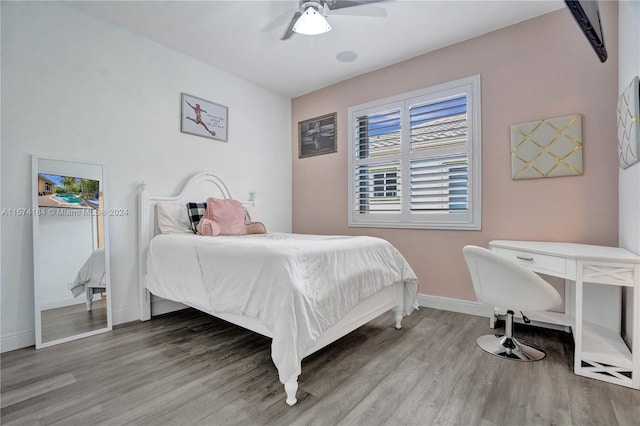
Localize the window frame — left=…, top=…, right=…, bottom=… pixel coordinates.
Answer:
left=347, top=74, right=482, bottom=230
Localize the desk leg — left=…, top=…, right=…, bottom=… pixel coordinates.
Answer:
left=574, top=263, right=584, bottom=376
left=564, top=279, right=574, bottom=318
left=633, top=265, right=640, bottom=389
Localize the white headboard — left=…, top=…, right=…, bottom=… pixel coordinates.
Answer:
left=137, top=172, right=254, bottom=320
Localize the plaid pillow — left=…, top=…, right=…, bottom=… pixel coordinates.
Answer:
left=186, top=202, right=207, bottom=233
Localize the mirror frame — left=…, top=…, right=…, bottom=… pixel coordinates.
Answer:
left=32, top=155, right=112, bottom=349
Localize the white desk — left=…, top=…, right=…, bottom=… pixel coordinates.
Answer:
left=489, top=240, right=640, bottom=390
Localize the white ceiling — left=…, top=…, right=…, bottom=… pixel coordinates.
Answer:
left=68, top=0, right=565, bottom=98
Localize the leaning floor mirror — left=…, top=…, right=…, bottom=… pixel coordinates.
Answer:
left=32, top=156, right=112, bottom=349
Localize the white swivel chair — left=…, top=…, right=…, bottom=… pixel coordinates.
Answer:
left=463, top=245, right=562, bottom=361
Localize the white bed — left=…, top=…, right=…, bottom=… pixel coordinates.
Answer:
left=138, top=172, right=419, bottom=405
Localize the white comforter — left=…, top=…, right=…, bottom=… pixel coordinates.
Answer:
left=146, top=232, right=419, bottom=385
left=69, top=248, right=106, bottom=297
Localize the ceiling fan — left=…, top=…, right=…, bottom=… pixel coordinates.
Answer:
left=268, top=0, right=389, bottom=40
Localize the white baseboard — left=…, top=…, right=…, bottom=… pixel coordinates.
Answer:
left=147, top=296, right=487, bottom=325
left=1, top=294, right=572, bottom=354
left=41, top=296, right=100, bottom=311
left=1, top=330, right=35, bottom=353
left=417, top=293, right=491, bottom=318
left=1, top=306, right=140, bottom=353
left=417, top=294, right=576, bottom=333
left=113, top=306, right=139, bottom=326
left=148, top=296, right=486, bottom=321
left=151, top=299, right=188, bottom=317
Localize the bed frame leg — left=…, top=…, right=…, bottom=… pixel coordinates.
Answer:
left=284, top=378, right=298, bottom=406
left=86, top=289, right=93, bottom=311
left=394, top=306, right=403, bottom=330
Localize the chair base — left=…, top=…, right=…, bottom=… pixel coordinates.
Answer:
left=476, top=334, right=546, bottom=362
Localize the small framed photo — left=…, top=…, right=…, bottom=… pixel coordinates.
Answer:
left=298, top=112, right=337, bottom=158
left=181, top=93, right=228, bottom=142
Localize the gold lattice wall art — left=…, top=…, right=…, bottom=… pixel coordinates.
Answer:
left=510, top=113, right=583, bottom=180
left=617, top=76, right=640, bottom=169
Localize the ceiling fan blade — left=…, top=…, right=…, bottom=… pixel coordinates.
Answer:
left=326, top=0, right=390, bottom=17
left=261, top=9, right=297, bottom=33
left=328, top=4, right=387, bottom=17
left=281, top=11, right=301, bottom=40
left=326, top=0, right=388, bottom=11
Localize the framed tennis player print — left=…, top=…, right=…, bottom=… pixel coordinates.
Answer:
left=181, top=93, right=228, bottom=142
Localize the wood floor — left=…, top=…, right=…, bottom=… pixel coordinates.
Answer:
left=2, top=307, right=639, bottom=425
left=41, top=299, right=108, bottom=343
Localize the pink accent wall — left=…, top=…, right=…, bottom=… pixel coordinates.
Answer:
left=291, top=4, right=619, bottom=301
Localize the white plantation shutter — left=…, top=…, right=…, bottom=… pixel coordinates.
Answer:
left=409, top=154, right=468, bottom=214
left=355, top=162, right=401, bottom=213
left=355, top=107, right=401, bottom=159
left=348, top=75, right=481, bottom=230
left=409, top=95, right=468, bottom=215
left=354, top=105, right=402, bottom=215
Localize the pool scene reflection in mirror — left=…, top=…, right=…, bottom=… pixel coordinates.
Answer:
left=37, top=173, right=100, bottom=209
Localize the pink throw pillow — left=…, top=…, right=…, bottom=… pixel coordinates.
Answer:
left=196, top=217, right=221, bottom=236
left=204, top=197, right=248, bottom=236
left=246, top=221, right=266, bottom=234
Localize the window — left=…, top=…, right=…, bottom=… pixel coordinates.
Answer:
left=373, top=171, right=397, bottom=198
left=348, top=75, right=481, bottom=230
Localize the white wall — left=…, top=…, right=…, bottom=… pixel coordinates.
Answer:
left=1, top=2, right=292, bottom=351
left=618, top=0, right=640, bottom=346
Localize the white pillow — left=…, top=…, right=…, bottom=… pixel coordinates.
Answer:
left=156, top=203, right=193, bottom=234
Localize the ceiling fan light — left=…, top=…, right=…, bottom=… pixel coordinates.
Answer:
left=293, top=7, right=332, bottom=36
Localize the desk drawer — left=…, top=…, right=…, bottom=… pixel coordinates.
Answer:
left=493, top=247, right=567, bottom=275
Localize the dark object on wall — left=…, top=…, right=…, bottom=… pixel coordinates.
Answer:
left=298, top=113, right=337, bottom=158
left=565, top=0, right=607, bottom=63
